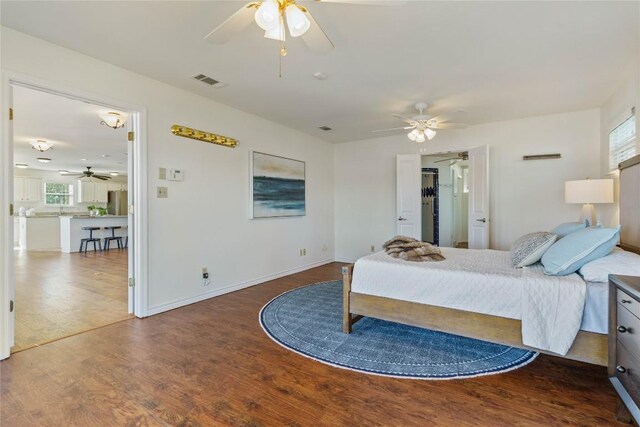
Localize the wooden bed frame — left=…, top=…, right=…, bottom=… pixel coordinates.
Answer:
left=342, top=156, right=640, bottom=368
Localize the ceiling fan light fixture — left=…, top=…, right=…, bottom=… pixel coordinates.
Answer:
left=407, top=129, right=420, bottom=141
left=264, top=17, right=285, bottom=41
left=415, top=132, right=426, bottom=143
left=99, top=112, right=127, bottom=129
left=285, top=5, right=310, bottom=37
left=30, top=139, right=53, bottom=152
left=255, top=0, right=280, bottom=31
left=425, top=128, right=437, bottom=140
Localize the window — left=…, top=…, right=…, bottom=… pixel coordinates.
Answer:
left=609, top=114, right=636, bottom=172
left=44, top=182, right=74, bottom=205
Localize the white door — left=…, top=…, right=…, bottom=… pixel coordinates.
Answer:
left=468, top=145, right=490, bottom=249
left=126, top=127, right=134, bottom=314
left=2, top=85, right=15, bottom=358
left=396, top=154, right=422, bottom=240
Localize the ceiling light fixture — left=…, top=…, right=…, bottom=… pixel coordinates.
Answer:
left=58, top=170, right=69, bottom=175
left=99, top=112, right=127, bottom=129
left=15, top=164, right=28, bottom=169
left=109, top=172, right=119, bottom=176
left=30, top=139, right=53, bottom=152
left=37, top=157, right=51, bottom=163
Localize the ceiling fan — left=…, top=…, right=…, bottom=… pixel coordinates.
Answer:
left=204, top=1, right=402, bottom=74
left=373, top=102, right=468, bottom=143
left=434, top=152, right=469, bottom=164
left=65, top=167, right=111, bottom=181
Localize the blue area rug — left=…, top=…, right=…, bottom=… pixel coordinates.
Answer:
left=260, top=280, right=538, bottom=380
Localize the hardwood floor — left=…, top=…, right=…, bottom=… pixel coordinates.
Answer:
left=1, top=263, right=624, bottom=426
left=13, top=248, right=131, bottom=352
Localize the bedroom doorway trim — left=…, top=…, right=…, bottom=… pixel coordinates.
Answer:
left=0, top=71, right=149, bottom=360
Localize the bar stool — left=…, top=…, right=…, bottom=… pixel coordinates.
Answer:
left=123, top=226, right=128, bottom=249
left=103, top=226, right=123, bottom=250
left=79, top=227, right=102, bottom=253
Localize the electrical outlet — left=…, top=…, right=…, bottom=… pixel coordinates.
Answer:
left=159, top=167, right=167, bottom=180
left=157, top=186, right=168, bottom=198
left=303, top=248, right=307, bottom=256
left=202, top=267, right=208, bottom=279
left=299, top=249, right=303, bottom=256
left=371, top=245, right=375, bottom=253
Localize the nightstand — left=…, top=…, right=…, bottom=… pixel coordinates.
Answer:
left=609, top=274, right=640, bottom=424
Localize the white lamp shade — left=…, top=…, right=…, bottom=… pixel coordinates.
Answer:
left=407, top=129, right=419, bottom=141
left=415, top=132, right=426, bottom=143
left=255, top=0, right=280, bottom=31
left=285, top=5, right=310, bottom=37
left=99, top=111, right=127, bottom=128
left=30, top=139, right=53, bottom=152
left=264, top=17, right=285, bottom=41
left=425, top=128, right=437, bottom=140
left=565, top=179, right=614, bottom=204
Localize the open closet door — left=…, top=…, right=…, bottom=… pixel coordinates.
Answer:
left=396, top=154, right=421, bottom=240
left=468, top=145, right=489, bottom=249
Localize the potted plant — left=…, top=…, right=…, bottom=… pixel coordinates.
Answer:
left=87, top=205, right=96, bottom=216
left=96, top=207, right=108, bottom=216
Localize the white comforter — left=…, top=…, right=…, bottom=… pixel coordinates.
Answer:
left=351, top=248, right=586, bottom=355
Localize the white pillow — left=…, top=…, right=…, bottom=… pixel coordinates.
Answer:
left=578, top=248, right=640, bottom=282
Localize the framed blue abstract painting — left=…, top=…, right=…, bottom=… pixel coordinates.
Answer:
left=250, top=151, right=306, bottom=218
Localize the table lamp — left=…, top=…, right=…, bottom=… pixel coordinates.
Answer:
left=565, top=178, right=614, bottom=226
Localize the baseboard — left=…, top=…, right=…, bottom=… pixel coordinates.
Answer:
left=335, top=257, right=357, bottom=264
left=147, top=258, right=334, bottom=316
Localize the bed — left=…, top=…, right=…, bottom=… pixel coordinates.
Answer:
left=342, top=156, right=640, bottom=367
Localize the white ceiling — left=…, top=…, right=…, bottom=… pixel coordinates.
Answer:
left=2, top=1, right=638, bottom=143
left=12, top=85, right=128, bottom=175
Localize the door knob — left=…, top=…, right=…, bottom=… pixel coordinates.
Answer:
left=616, top=365, right=627, bottom=374
left=476, top=218, right=487, bottom=223
left=398, top=217, right=407, bottom=221
left=618, top=326, right=628, bottom=333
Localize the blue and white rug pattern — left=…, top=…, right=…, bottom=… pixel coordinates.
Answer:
left=259, top=280, right=538, bottom=380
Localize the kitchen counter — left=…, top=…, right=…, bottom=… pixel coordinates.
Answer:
left=17, top=216, right=61, bottom=251
left=60, top=216, right=128, bottom=253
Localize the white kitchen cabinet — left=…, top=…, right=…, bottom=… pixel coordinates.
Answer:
left=77, top=180, right=108, bottom=203
left=14, top=177, right=42, bottom=202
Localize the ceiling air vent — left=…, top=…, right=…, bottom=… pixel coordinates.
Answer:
left=192, top=74, right=227, bottom=88
left=318, top=126, right=333, bottom=131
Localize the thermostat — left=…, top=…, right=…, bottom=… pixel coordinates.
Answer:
left=168, top=169, right=184, bottom=181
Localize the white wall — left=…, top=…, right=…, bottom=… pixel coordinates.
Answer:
left=14, top=168, right=127, bottom=214
left=1, top=27, right=335, bottom=313
left=335, top=109, right=601, bottom=262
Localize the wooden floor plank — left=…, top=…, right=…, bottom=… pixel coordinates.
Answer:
left=1, top=262, right=624, bottom=426
left=13, top=249, right=132, bottom=352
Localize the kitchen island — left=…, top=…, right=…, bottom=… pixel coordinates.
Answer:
left=60, top=215, right=128, bottom=253
left=18, top=216, right=61, bottom=251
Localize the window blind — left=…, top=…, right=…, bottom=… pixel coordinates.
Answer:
left=609, top=114, right=636, bottom=171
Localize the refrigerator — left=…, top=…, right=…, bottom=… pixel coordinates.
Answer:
left=107, top=191, right=128, bottom=215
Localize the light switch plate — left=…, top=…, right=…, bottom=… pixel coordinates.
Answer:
left=157, top=187, right=168, bottom=198
left=159, top=167, right=167, bottom=180
left=168, top=169, right=184, bottom=181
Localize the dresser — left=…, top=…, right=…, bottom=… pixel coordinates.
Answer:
left=609, top=274, right=640, bottom=424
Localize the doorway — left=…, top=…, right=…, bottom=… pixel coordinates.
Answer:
left=1, top=74, right=147, bottom=359
left=421, top=168, right=439, bottom=245
left=421, top=152, right=468, bottom=248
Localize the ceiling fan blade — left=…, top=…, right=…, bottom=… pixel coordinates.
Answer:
left=429, top=111, right=466, bottom=123
left=391, top=114, right=417, bottom=125
left=371, top=126, right=414, bottom=133
left=431, top=123, right=468, bottom=130
left=300, top=10, right=334, bottom=54
left=64, top=173, right=84, bottom=177
left=204, top=3, right=256, bottom=44
left=434, top=157, right=457, bottom=163
left=93, top=175, right=111, bottom=180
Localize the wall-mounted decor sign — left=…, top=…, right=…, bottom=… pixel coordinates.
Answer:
left=170, top=124, right=237, bottom=148
left=250, top=151, right=305, bottom=218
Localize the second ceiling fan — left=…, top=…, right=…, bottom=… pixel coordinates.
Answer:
left=374, top=102, right=468, bottom=143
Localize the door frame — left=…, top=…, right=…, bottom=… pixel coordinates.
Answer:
left=0, top=71, right=149, bottom=359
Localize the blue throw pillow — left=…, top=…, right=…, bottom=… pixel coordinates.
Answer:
left=541, top=225, right=621, bottom=276
left=550, top=220, right=588, bottom=239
